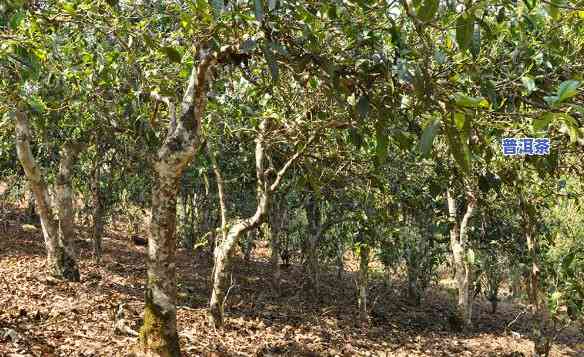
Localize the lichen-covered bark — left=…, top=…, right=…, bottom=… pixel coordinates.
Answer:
left=140, top=169, right=185, bottom=357
left=208, top=220, right=250, bottom=328
left=140, top=48, right=220, bottom=356
left=447, top=186, right=476, bottom=327
left=15, top=110, right=81, bottom=281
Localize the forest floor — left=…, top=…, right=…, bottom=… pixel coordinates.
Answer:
left=0, top=209, right=583, bottom=357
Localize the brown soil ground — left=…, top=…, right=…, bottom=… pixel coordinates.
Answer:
left=0, top=208, right=583, bottom=357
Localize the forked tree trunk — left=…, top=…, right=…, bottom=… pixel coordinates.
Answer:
left=139, top=48, right=221, bottom=357
left=447, top=185, right=477, bottom=328
left=208, top=120, right=316, bottom=328
left=208, top=121, right=270, bottom=328
left=15, top=110, right=81, bottom=282
left=357, top=244, right=370, bottom=321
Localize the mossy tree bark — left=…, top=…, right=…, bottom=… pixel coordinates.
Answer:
left=15, top=110, right=82, bottom=282
left=139, top=49, right=222, bottom=357
left=447, top=184, right=477, bottom=328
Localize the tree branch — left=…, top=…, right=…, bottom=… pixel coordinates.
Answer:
left=269, top=133, right=318, bottom=192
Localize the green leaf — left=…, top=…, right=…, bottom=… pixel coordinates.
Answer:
left=557, top=80, right=580, bottom=103
left=453, top=112, right=465, bottom=130
left=254, top=0, right=265, bottom=22
left=417, top=0, right=438, bottom=21
left=522, top=76, right=537, bottom=94
left=467, top=248, right=475, bottom=265
left=454, top=93, right=489, bottom=108
left=533, top=112, right=554, bottom=131
left=446, top=121, right=471, bottom=174
left=544, top=95, right=559, bottom=106
left=420, top=117, right=441, bottom=157
left=470, top=25, right=481, bottom=57
left=356, top=95, right=369, bottom=119
left=524, top=0, right=537, bottom=10
left=27, top=96, right=46, bottom=113
left=9, top=11, right=24, bottom=29
left=143, top=34, right=158, bottom=49
left=161, top=46, right=182, bottom=63
left=562, top=251, right=576, bottom=273
left=209, top=0, right=224, bottom=14
left=456, top=14, right=474, bottom=51
left=548, top=0, right=561, bottom=19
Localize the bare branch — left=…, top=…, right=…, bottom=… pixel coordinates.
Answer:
left=269, top=133, right=318, bottom=192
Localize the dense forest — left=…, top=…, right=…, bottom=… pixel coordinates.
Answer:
left=1, top=0, right=583, bottom=356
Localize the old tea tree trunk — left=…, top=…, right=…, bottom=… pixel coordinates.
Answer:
left=139, top=50, right=221, bottom=357
left=208, top=120, right=316, bottom=328
left=446, top=185, right=477, bottom=329
left=15, top=110, right=83, bottom=281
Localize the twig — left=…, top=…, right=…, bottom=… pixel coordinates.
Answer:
left=222, top=273, right=238, bottom=307
left=506, top=309, right=527, bottom=333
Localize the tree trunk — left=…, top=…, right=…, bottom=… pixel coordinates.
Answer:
left=406, top=252, right=420, bottom=306
left=520, top=197, right=553, bottom=357
left=208, top=221, right=250, bottom=328
left=15, top=110, right=81, bottom=281
left=269, top=197, right=286, bottom=293
left=336, top=240, right=344, bottom=280
left=141, top=170, right=183, bottom=356
left=139, top=48, right=221, bottom=356
left=54, top=143, right=83, bottom=279
left=267, top=220, right=281, bottom=293
left=92, top=134, right=104, bottom=264
left=357, top=244, right=370, bottom=321
left=521, top=198, right=540, bottom=310
left=304, top=194, right=321, bottom=295
left=447, top=185, right=476, bottom=328
left=207, top=118, right=314, bottom=329
left=208, top=122, right=270, bottom=328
